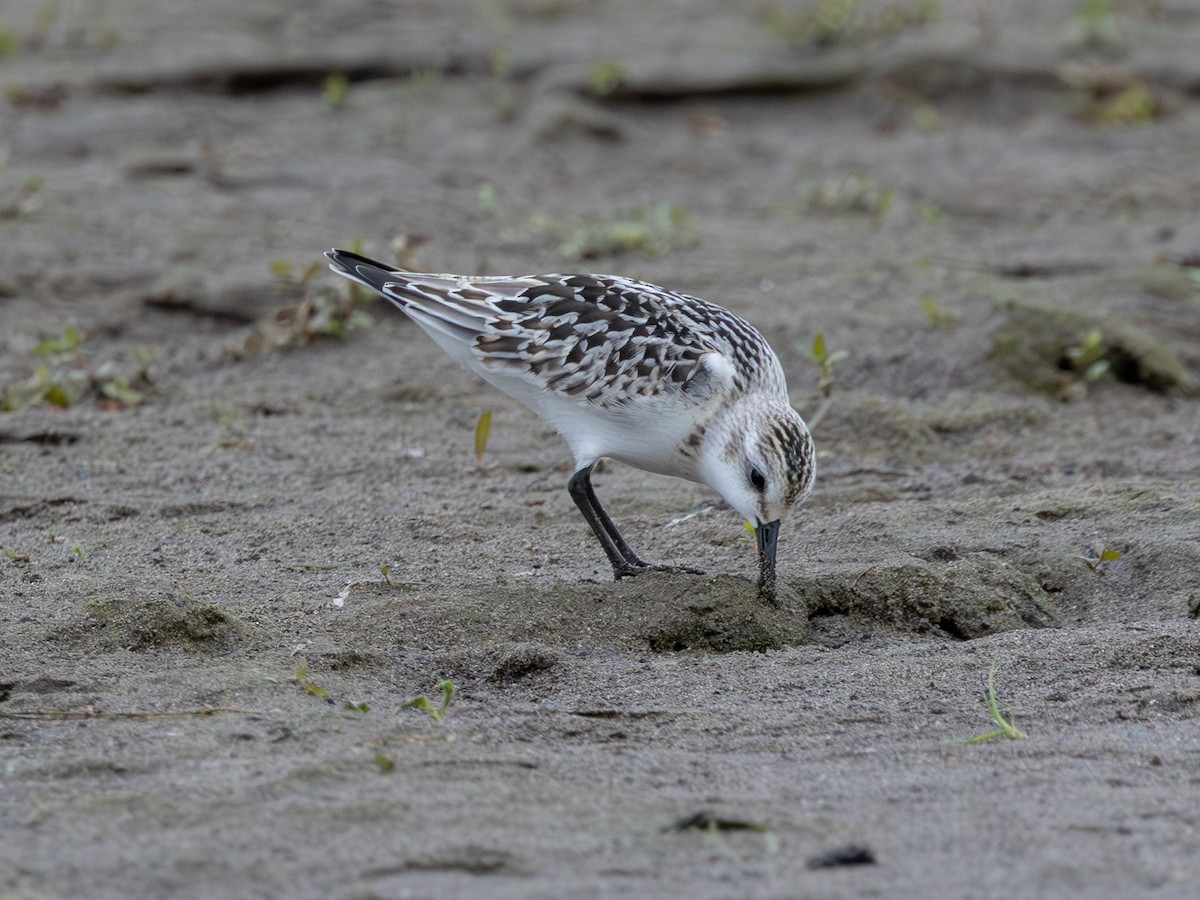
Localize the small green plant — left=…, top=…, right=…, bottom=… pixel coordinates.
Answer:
left=1080, top=546, right=1121, bottom=570
left=239, top=254, right=374, bottom=354
left=0, top=174, right=45, bottom=216
left=587, top=59, right=625, bottom=96
left=321, top=72, right=349, bottom=108
left=474, top=408, right=493, bottom=470
left=763, top=0, right=862, bottom=46
left=920, top=295, right=959, bottom=328
left=405, top=679, right=455, bottom=724
left=26, top=1, right=60, bottom=50
left=801, top=173, right=892, bottom=217
left=97, top=377, right=142, bottom=407
left=3, top=547, right=30, bottom=562
left=1091, top=80, right=1156, bottom=127
left=918, top=203, right=946, bottom=226
left=763, top=0, right=937, bottom=48
left=476, top=182, right=500, bottom=214
left=800, top=333, right=849, bottom=397
left=293, top=658, right=330, bottom=699
left=372, top=753, right=395, bottom=773
left=1067, top=0, right=1122, bottom=50
left=0, top=26, right=19, bottom=57
left=1062, top=328, right=1111, bottom=383
left=268, top=257, right=322, bottom=286
left=558, top=202, right=698, bottom=260
left=33, top=322, right=82, bottom=356
left=954, top=667, right=1027, bottom=744
left=911, top=102, right=940, bottom=133
left=2, top=363, right=85, bottom=410
left=344, top=700, right=370, bottom=713
left=3, top=329, right=155, bottom=411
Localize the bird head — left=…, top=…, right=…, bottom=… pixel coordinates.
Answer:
left=697, top=400, right=815, bottom=601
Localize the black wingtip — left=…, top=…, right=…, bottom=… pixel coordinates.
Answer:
left=325, top=248, right=408, bottom=296
left=326, top=247, right=391, bottom=274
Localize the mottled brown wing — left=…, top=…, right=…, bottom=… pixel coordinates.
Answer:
left=472, top=274, right=769, bottom=406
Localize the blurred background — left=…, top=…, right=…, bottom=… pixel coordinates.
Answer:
left=1, top=0, right=1197, bottom=412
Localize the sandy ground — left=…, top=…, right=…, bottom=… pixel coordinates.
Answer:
left=2, top=1, right=1199, bottom=897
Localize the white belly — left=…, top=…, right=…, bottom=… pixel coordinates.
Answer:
left=538, top=394, right=701, bottom=478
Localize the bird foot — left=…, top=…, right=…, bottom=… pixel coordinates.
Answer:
left=613, top=562, right=705, bottom=579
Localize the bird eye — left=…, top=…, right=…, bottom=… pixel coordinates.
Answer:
left=749, top=466, right=767, bottom=492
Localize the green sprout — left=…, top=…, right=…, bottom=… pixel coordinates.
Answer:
left=954, top=667, right=1027, bottom=744
left=405, top=679, right=455, bottom=724
left=474, top=408, right=493, bottom=470
left=802, top=173, right=892, bottom=217
left=918, top=203, right=946, bottom=226
left=558, top=202, right=698, bottom=260
left=920, top=295, right=959, bottom=328
left=911, top=102, right=940, bottom=134
left=800, top=333, right=849, bottom=397
left=1089, top=81, right=1156, bottom=127
left=372, top=753, right=395, bottom=773
left=763, top=0, right=862, bottom=46
left=587, top=59, right=626, bottom=96
left=344, top=700, right=370, bottom=713
left=34, top=322, right=82, bottom=356
left=1080, top=547, right=1122, bottom=571
left=2, top=363, right=85, bottom=410
left=1063, top=328, right=1111, bottom=383
left=293, top=658, right=330, bottom=699
left=268, top=258, right=322, bottom=286
left=0, top=27, right=18, bottom=57
left=1, top=173, right=46, bottom=215
left=321, top=73, right=350, bottom=108
left=245, top=254, right=374, bottom=352
left=34, top=1, right=61, bottom=40
left=477, top=182, right=500, bottom=214
left=98, top=375, right=144, bottom=408
left=1067, top=0, right=1122, bottom=50
left=763, top=0, right=937, bottom=48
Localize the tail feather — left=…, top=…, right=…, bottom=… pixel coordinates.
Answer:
left=326, top=248, right=486, bottom=344
left=325, top=248, right=406, bottom=296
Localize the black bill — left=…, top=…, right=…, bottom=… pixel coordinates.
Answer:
left=755, top=519, right=780, bottom=604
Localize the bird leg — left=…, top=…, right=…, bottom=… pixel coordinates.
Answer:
left=568, top=464, right=703, bottom=579
left=568, top=464, right=651, bottom=576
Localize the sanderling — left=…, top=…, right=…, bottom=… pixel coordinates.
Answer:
left=326, top=249, right=815, bottom=602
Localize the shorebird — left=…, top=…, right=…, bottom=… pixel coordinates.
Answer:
left=326, top=249, right=815, bottom=601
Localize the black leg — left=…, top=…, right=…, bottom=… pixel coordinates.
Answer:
left=568, top=464, right=651, bottom=577
left=567, top=464, right=703, bottom=580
